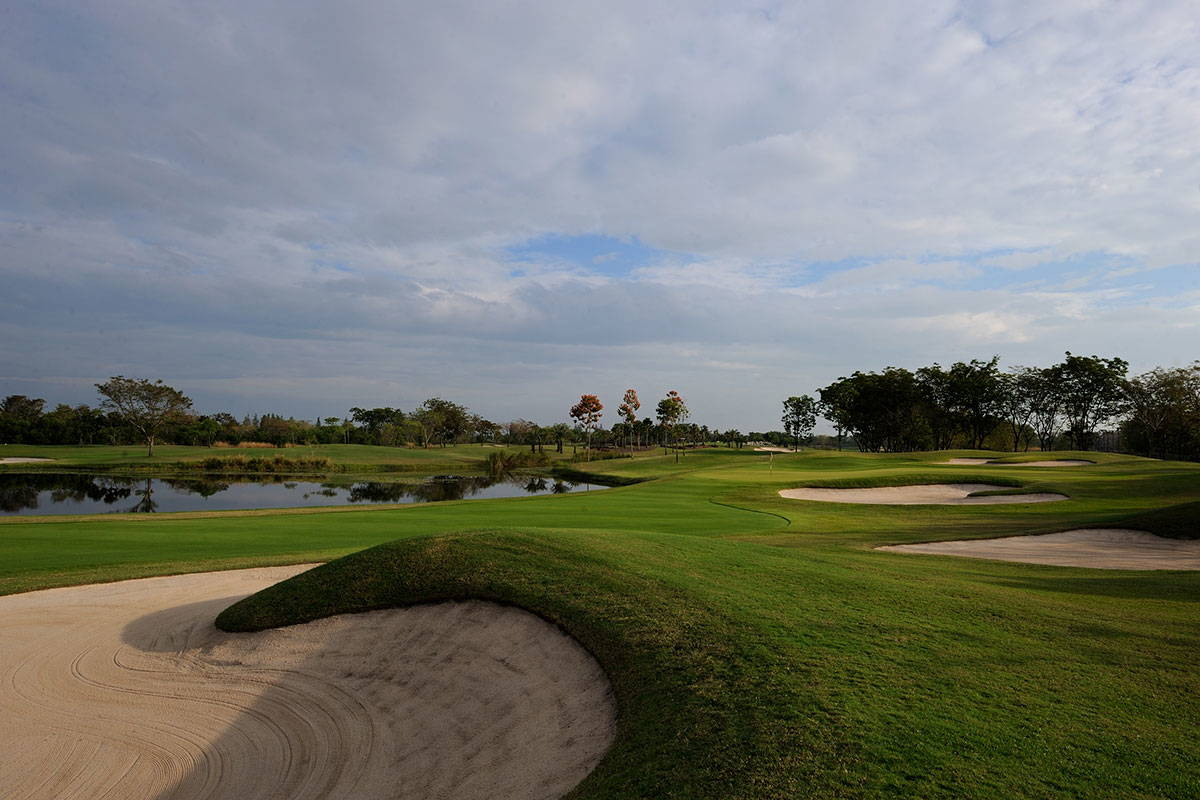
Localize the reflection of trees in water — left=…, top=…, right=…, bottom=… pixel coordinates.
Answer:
left=129, top=478, right=157, bottom=513
left=345, top=477, right=493, bottom=504
left=346, top=482, right=412, bottom=503
left=162, top=477, right=231, bottom=498
left=0, top=473, right=135, bottom=512
left=0, top=473, right=591, bottom=514
left=409, top=477, right=494, bottom=503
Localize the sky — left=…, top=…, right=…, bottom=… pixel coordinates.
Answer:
left=1, top=1, right=1198, bottom=431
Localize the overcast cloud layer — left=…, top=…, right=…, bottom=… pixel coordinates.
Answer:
left=2, top=1, right=1198, bottom=429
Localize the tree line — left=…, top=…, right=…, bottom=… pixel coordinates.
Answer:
left=0, top=379, right=754, bottom=457
left=8, top=357, right=1197, bottom=461
left=796, top=353, right=1200, bottom=460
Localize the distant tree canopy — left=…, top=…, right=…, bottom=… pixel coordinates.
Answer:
left=9, top=356, right=1200, bottom=462
left=813, top=353, right=1134, bottom=454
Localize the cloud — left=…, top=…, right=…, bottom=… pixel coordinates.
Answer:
left=1, top=1, right=1198, bottom=427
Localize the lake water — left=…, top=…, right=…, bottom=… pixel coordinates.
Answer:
left=0, top=473, right=604, bottom=515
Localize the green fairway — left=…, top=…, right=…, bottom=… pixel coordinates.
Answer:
left=2, top=448, right=1198, bottom=798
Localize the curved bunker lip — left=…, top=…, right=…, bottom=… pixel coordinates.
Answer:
left=0, top=566, right=616, bottom=800
left=877, top=529, right=1200, bottom=570
left=777, top=483, right=1067, bottom=505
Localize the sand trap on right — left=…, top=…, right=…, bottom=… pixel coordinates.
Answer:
left=943, top=458, right=1092, bottom=467
left=878, top=529, right=1200, bottom=570
left=778, top=483, right=1066, bottom=505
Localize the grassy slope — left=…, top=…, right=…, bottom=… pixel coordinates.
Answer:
left=3, top=448, right=1199, bottom=797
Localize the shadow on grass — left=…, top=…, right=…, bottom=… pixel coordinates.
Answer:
left=987, top=574, right=1200, bottom=602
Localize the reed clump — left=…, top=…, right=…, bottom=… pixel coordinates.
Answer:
left=193, top=455, right=333, bottom=473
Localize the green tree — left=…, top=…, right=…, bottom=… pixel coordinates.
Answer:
left=0, top=395, right=46, bottom=443
left=781, top=395, right=817, bottom=451
left=548, top=422, right=572, bottom=454
left=1122, top=364, right=1200, bottom=459
left=655, top=390, right=689, bottom=461
left=997, top=367, right=1041, bottom=451
left=415, top=398, right=469, bottom=447
left=95, top=376, right=193, bottom=457
left=350, top=407, right=405, bottom=445
left=1056, top=352, right=1129, bottom=450
left=946, top=357, right=1004, bottom=449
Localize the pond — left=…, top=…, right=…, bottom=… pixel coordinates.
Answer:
left=0, top=473, right=606, bottom=515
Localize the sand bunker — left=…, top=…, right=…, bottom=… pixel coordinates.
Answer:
left=778, top=483, right=1067, bottom=505
left=754, top=446, right=792, bottom=453
left=0, top=566, right=615, bottom=800
left=0, top=457, right=55, bottom=463
left=943, top=458, right=1092, bottom=467
left=878, top=528, right=1200, bottom=570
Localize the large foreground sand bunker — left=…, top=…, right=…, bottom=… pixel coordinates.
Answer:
left=878, top=528, right=1200, bottom=570
left=943, top=458, right=1093, bottom=467
left=0, top=566, right=616, bottom=800
left=778, top=483, right=1067, bottom=505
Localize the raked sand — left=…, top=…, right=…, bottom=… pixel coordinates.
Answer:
left=0, top=566, right=616, bottom=800
left=778, top=483, right=1067, bottom=505
left=942, top=458, right=1093, bottom=466
left=878, top=528, right=1200, bottom=570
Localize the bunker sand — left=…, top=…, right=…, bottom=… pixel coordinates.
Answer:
left=778, top=483, right=1067, bottom=505
left=0, top=457, right=55, bottom=463
left=943, top=458, right=1092, bottom=467
left=0, top=566, right=615, bottom=800
left=878, top=528, right=1200, bottom=570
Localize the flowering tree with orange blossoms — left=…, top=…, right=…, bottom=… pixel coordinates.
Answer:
left=569, top=394, right=604, bottom=461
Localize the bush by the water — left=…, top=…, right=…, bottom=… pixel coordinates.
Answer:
left=213, top=441, right=297, bottom=449
left=570, top=450, right=633, bottom=463
left=194, top=455, right=332, bottom=473
left=486, top=450, right=551, bottom=475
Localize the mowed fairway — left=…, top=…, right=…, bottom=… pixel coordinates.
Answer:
left=2, top=449, right=1198, bottom=798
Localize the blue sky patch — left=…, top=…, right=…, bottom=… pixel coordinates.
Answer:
left=505, top=233, right=689, bottom=277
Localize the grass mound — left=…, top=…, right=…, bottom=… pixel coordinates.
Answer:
left=1116, top=501, right=1200, bottom=539
left=218, top=531, right=831, bottom=799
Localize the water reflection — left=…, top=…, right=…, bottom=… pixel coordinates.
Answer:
left=0, top=473, right=602, bottom=515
